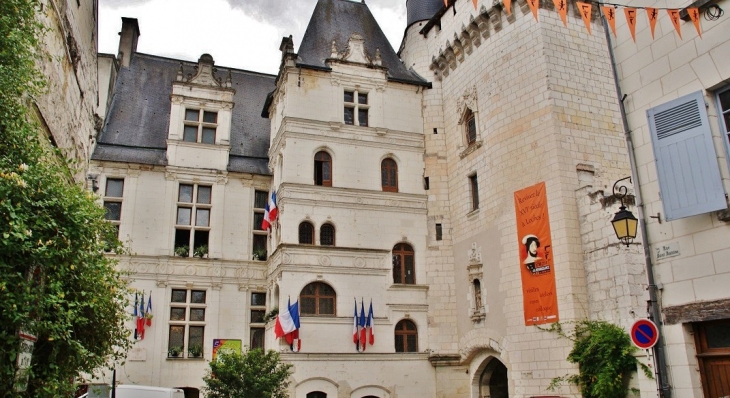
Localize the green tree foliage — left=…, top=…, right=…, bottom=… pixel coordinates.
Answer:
left=544, top=320, right=653, bottom=398
left=0, top=0, right=131, bottom=396
left=203, top=349, right=293, bottom=398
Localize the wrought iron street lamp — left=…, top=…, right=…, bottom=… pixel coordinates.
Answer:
left=611, top=176, right=638, bottom=246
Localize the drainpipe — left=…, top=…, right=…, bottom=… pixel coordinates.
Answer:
left=600, top=9, right=672, bottom=398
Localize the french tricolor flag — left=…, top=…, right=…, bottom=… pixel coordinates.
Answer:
left=268, top=191, right=278, bottom=223
left=274, top=299, right=301, bottom=352
left=352, top=299, right=359, bottom=349
left=367, top=300, right=374, bottom=345
left=359, top=300, right=367, bottom=351
left=261, top=203, right=271, bottom=230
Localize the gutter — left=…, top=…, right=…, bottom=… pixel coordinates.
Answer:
left=600, top=9, right=672, bottom=398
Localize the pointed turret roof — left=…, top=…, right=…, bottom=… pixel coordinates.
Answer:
left=296, top=0, right=429, bottom=86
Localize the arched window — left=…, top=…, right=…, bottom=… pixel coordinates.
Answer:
left=300, top=282, right=336, bottom=316
left=320, top=223, right=335, bottom=246
left=314, top=151, right=332, bottom=187
left=473, top=279, right=483, bottom=310
left=306, top=392, right=327, bottom=398
left=381, top=158, right=398, bottom=192
left=464, top=109, right=477, bottom=145
left=394, top=319, right=418, bottom=353
left=392, top=243, right=415, bottom=284
left=299, top=222, right=314, bottom=244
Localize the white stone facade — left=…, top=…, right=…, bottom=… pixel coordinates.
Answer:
left=81, top=0, right=730, bottom=396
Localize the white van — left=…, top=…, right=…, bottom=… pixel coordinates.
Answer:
left=113, top=385, right=185, bottom=398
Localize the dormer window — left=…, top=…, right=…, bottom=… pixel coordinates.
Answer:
left=344, top=90, right=368, bottom=127
left=183, top=109, right=217, bottom=144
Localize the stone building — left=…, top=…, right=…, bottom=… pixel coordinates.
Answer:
left=608, top=0, right=730, bottom=396
left=34, top=0, right=100, bottom=182
left=87, top=0, right=730, bottom=396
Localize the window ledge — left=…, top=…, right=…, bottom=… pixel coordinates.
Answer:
left=467, top=208, right=479, bottom=219
left=459, top=140, right=483, bottom=159
left=471, top=308, right=486, bottom=323
left=388, top=284, right=429, bottom=291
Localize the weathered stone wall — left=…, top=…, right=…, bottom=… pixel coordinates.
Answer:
left=36, top=0, right=99, bottom=181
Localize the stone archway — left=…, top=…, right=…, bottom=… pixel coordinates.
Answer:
left=478, top=358, right=508, bottom=398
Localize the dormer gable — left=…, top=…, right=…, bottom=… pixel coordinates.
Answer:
left=167, top=54, right=235, bottom=171
left=328, top=34, right=382, bottom=67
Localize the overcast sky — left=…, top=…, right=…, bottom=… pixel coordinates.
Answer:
left=98, top=0, right=407, bottom=75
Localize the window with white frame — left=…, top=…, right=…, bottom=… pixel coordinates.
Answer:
left=103, top=178, right=124, bottom=237
left=174, top=184, right=211, bottom=257
left=183, top=109, right=217, bottom=144
left=718, top=87, right=730, bottom=149
left=252, top=190, right=268, bottom=261
left=168, top=289, right=206, bottom=358
left=250, top=292, right=266, bottom=350
left=343, top=90, right=368, bottom=127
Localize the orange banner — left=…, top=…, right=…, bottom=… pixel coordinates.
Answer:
left=688, top=7, right=702, bottom=37
left=577, top=2, right=593, bottom=34
left=668, top=9, right=682, bottom=39
left=647, top=8, right=659, bottom=39
left=553, top=0, right=568, bottom=26
left=503, top=0, right=512, bottom=15
left=527, top=0, right=540, bottom=21
left=514, top=182, right=559, bottom=326
left=625, top=8, right=638, bottom=42
left=602, top=5, right=617, bottom=36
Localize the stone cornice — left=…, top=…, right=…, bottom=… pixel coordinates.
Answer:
left=267, top=244, right=390, bottom=278
left=269, top=117, right=424, bottom=160
left=277, top=183, right=428, bottom=214
left=281, top=353, right=429, bottom=361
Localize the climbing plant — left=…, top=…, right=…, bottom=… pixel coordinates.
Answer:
left=542, top=320, right=653, bottom=398
left=0, top=1, right=131, bottom=396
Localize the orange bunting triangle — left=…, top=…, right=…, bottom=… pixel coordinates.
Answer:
left=624, top=8, right=638, bottom=42
left=602, top=5, right=617, bottom=37
left=668, top=9, right=682, bottom=39
left=444, top=0, right=448, bottom=7
left=553, top=0, right=568, bottom=27
left=646, top=8, right=659, bottom=39
left=577, top=1, right=593, bottom=34
left=688, top=7, right=702, bottom=37
left=473, top=0, right=478, bottom=9
left=503, top=0, right=512, bottom=15
left=527, top=0, right=540, bottom=21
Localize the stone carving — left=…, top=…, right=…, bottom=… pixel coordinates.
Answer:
left=456, top=85, right=478, bottom=121
left=156, top=263, right=174, bottom=275
left=187, top=54, right=221, bottom=87
left=319, top=256, right=331, bottom=266
left=468, top=242, right=482, bottom=265
left=283, top=253, right=292, bottom=264
left=235, top=267, right=250, bottom=279
left=208, top=266, right=225, bottom=278
left=184, top=265, right=197, bottom=276
left=342, top=34, right=370, bottom=64
left=354, top=257, right=366, bottom=268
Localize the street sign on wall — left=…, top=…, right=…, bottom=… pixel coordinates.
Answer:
left=630, top=319, right=659, bottom=349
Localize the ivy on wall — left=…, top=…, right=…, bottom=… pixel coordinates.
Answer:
left=541, top=320, right=653, bottom=398
left=0, top=1, right=131, bottom=396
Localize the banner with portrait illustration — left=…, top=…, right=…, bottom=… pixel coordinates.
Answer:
left=514, top=182, right=559, bottom=326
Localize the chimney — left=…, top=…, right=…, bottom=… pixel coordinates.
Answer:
left=117, top=17, right=140, bottom=68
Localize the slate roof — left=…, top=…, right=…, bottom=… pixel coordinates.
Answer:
left=296, top=0, right=429, bottom=86
left=92, top=53, right=276, bottom=174
left=406, top=0, right=444, bottom=28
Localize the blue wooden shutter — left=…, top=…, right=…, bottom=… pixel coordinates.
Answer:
left=647, top=91, right=727, bottom=221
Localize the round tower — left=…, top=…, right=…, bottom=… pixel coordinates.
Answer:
left=401, top=0, right=442, bottom=79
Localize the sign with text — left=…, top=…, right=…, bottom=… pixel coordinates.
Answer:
left=212, top=339, right=242, bottom=361
left=514, top=182, right=559, bottom=326
left=655, top=242, right=680, bottom=261
left=15, top=331, right=36, bottom=392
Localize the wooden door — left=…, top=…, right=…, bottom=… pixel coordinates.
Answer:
left=695, top=320, right=730, bottom=397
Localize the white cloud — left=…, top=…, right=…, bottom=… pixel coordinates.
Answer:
left=99, top=0, right=406, bottom=74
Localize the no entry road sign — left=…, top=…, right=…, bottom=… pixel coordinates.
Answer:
left=631, top=319, right=659, bottom=349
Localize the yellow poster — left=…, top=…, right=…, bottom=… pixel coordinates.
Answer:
left=514, top=182, right=559, bottom=326
left=212, top=339, right=242, bottom=360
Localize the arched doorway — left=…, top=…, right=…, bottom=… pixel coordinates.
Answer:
left=479, top=359, right=508, bottom=398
